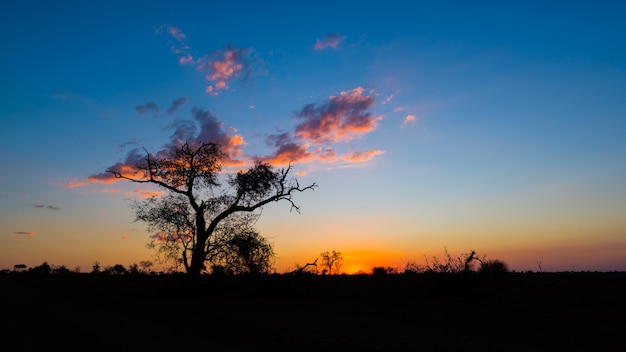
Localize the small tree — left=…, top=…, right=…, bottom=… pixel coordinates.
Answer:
left=139, top=260, right=154, bottom=273
left=220, top=229, right=275, bottom=274
left=92, top=261, right=101, bottom=274
left=30, top=262, right=52, bottom=275
left=320, top=250, right=342, bottom=275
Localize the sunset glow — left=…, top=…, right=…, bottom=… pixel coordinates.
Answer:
left=1, top=1, right=625, bottom=273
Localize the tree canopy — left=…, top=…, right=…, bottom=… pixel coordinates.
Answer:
left=109, top=140, right=316, bottom=281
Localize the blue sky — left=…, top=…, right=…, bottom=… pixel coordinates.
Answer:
left=1, top=1, right=625, bottom=273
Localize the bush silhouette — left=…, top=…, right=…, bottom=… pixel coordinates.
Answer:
left=479, top=259, right=509, bottom=274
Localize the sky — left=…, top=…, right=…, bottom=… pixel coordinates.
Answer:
left=1, top=0, right=625, bottom=274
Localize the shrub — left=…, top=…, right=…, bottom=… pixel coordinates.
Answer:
left=479, top=259, right=509, bottom=274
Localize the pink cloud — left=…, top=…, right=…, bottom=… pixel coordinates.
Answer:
left=257, top=88, right=385, bottom=168
left=198, top=47, right=258, bottom=96
left=13, top=231, right=36, bottom=237
left=340, top=150, right=385, bottom=163
left=128, top=189, right=164, bottom=198
left=62, top=178, right=88, bottom=188
left=314, top=33, right=346, bottom=50
left=402, top=114, right=417, bottom=128
left=100, top=189, right=121, bottom=193
left=158, top=25, right=261, bottom=96
left=120, top=235, right=129, bottom=240
left=160, top=25, right=189, bottom=54
left=294, top=87, right=382, bottom=144
left=89, top=161, right=148, bottom=184
left=259, top=133, right=314, bottom=166
left=179, top=54, right=194, bottom=65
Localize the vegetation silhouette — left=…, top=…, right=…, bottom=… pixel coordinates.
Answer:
left=104, top=140, right=316, bottom=282
left=2, top=259, right=625, bottom=351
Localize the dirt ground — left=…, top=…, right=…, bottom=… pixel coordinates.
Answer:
left=1, top=272, right=624, bottom=351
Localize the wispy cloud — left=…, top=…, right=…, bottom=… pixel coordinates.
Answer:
left=46, top=91, right=80, bottom=101
left=156, top=25, right=190, bottom=55
left=32, top=204, right=62, bottom=211
left=402, top=114, right=417, bottom=128
left=99, top=189, right=121, bottom=193
left=89, top=106, right=247, bottom=184
left=13, top=231, right=36, bottom=237
left=340, top=150, right=385, bottom=163
left=314, top=33, right=346, bottom=51
left=56, top=178, right=88, bottom=188
left=158, top=25, right=262, bottom=96
left=128, top=189, right=163, bottom=198
left=118, top=141, right=139, bottom=152
left=135, top=102, right=159, bottom=115
left=167, top=97, right=188, bottom=114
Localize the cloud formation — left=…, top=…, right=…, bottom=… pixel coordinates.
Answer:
left=314, top=33, right=346, bottom=50
left=32, top=204, right=62, bottom=211
left=13, top=231, right=35, bottom=237
left=402, top=114, right=417, bottom=128
left=167, top=97, right=188, bottom=114
left=61, top=178, right=88, bottom=188
left=128, top=189, right=163, bottom=198
left=135, top=102, right=159, bottom=115
left=47, top=91, right=79, bottom=101
left=340, top=150, right=385, bottom=163
left=259, top=87, right=384, bottom=167
left=294, top=87, right=381, bottom=144
left=158, top=25, right=261, bottom=96
left=200, top=47, right=259, bottom=96
left=89, top=107, right=247, bottom=184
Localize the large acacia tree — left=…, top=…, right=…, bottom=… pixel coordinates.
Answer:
left=109, top=140, right=316, bottom=281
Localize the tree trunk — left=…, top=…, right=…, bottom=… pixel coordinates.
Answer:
left=187, top=243, right=205, bottom=283
left=187, top=211, right=208, bottom=283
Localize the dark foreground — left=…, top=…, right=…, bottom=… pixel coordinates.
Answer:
left=1, top=272, right=624, bottom=351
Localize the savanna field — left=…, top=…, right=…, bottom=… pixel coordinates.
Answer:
left=2, top=271, right=624, bottom=351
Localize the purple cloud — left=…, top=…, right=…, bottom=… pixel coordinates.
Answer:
left=167, top=97, right=189, bottom=114
left=314, top=33, right=346, bottom=50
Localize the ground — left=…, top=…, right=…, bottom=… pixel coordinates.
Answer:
left=1, top=272, right=624, bottom=351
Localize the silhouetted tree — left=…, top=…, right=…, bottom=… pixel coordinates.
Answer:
left=51, top=265, right=72, bottom=276
left=209, top=228, right=275, bottom=274
left=320, top=250, right=342, bottom=275
left=13, top=264, right=27, bottom=271
left=30, top=262, right=51, bottom=275
left=91, top=261, right=101, bottom=274
left=110, top=141, right=316, bottom=282
left=139, top=260, right=154, bottom=273
left=103, top=264, right=128, bottom=275
left=129, top=263, right=140, bottom=274
left=480, top=259, right=509, bottom=275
